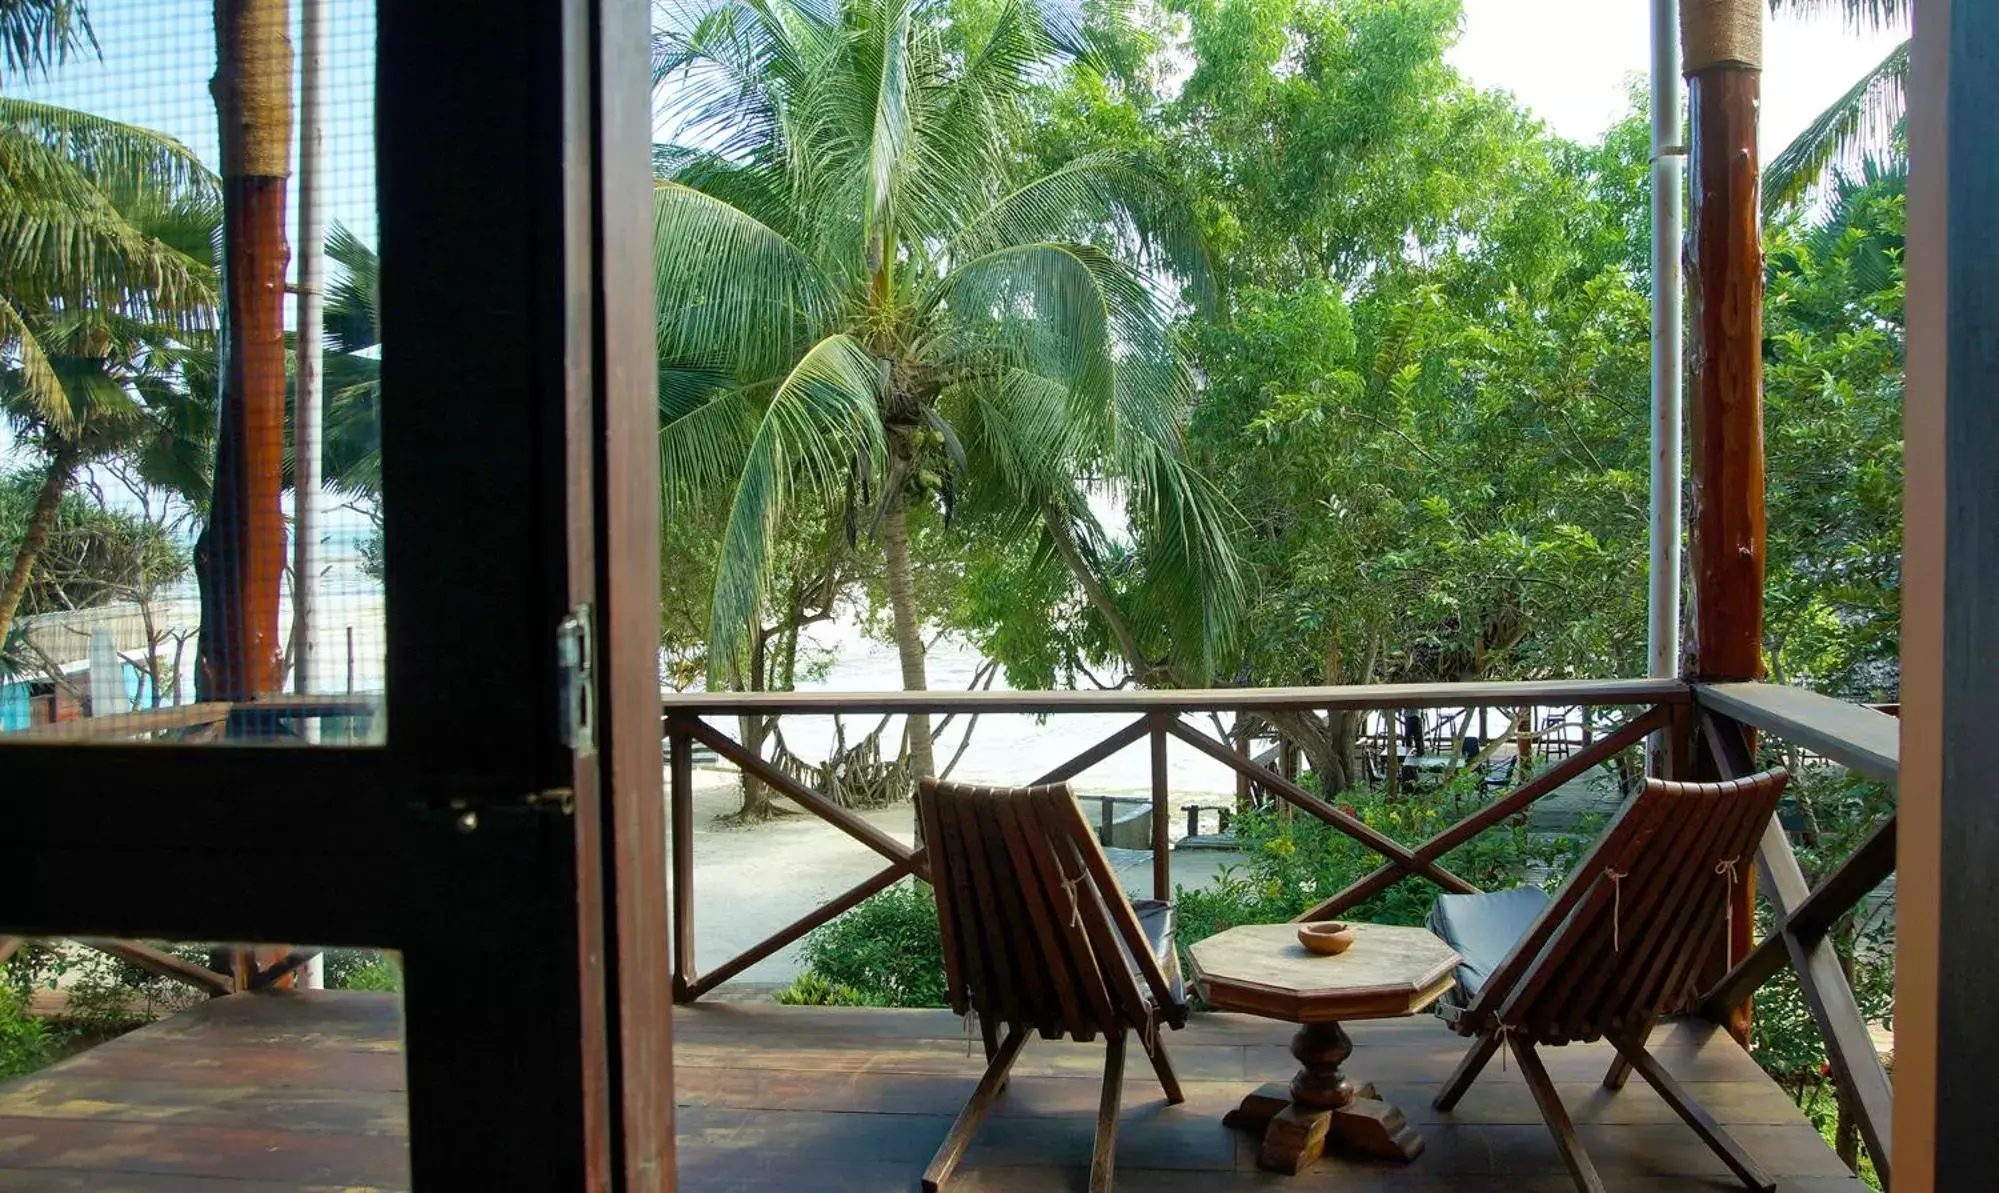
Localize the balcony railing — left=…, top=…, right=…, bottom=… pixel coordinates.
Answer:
left=661, top=675, right=1898, bottom=1182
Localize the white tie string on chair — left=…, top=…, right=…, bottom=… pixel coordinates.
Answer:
left=1715, top=857, right=1741, bottom=950
left=1605, top=869, right=1630, bottom=952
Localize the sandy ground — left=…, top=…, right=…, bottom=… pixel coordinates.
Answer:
left=680, top=768, right=1247, bottom=990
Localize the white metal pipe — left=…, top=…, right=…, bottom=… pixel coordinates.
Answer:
left=292, top=0, right=326, bottom=701
left=1648, top=0, right=1685, bottom=685
left=294, top=0, right=328, bottom=990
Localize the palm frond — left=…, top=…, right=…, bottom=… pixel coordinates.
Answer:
left=705, top=333, right=885, bottom=675
left=951, top=150, right=1218, bottom=313
left=325, top=222, right=380, bottom=354
left=1766, top=0, right=1907, bottom=34
left=856, top=0, right=917, bottom=240
left=0, top=0, right=95, bottom=81
left=0, top=98, right=217, bottom=207
left=655, top=180, right=838, bottom=374
left=0, top=129, right=218, bottom=325
left=0, top=292, right=65, bottom=428
left=659, top=367, right=756, bottom=510
left=1764, top=38, right=1907, bottom=213
left=932, top=240, right=1156, bottom=418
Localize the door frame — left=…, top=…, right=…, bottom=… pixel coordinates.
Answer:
left=0, top=0, right=668, bottom=1188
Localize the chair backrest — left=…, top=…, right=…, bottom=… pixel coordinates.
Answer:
left=917, top=779, right=1184, bottom=1043
left=1464, top=768, right=1789, bottom=1045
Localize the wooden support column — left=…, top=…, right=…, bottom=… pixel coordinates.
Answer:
left=1682, top=0, right=1765, bottom=1047
left=1904, top=0, right=1999, bottom=1187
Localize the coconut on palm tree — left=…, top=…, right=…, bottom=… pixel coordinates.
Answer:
left=1764, top=0, right=1909, bottom=211
left=653, top=0, right=1243, bottom=778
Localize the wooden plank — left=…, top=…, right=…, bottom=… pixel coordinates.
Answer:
left=80, top=941, right=233, bottom=998
left=920, top=1025, right=1029, bottom=1192
left=660, top=677, right=1691, bottom=716
left=1164, top=720, right=1477, bottom=895
left=669, top=725, right=697, bottom=1002
left=682, top=858, right=918, bottom=1002
left=1296, top=707, right=1667, bottom=922
left=3, top=704, right=233, bottom=742
left=246, top=950, right=317, bottom=992
left=1029, top=718, right=1149, bottom=786
left=1693, top=684, right=1899, bottom=783
left=1150, top=713, right=1171, bottom=900
left=1701, top=815, right=1897, bottom=1014
left=1752, top=821, right=1895, bottom=1183
left=684, top=716, right=919, bottom=871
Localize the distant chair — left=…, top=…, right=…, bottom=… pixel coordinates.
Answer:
left=1425, top=769, right=1791, bottom=1193
left=915, top=779, right=1190, bottom=1193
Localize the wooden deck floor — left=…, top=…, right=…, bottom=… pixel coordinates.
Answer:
left=0, top=992, right=1864, bottom=1191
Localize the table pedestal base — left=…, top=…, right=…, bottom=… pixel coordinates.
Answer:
left=1221, top=1022, right=1425, bottom=1175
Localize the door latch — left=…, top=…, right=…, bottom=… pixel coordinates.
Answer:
left=556, top=603, right=596, bottom=753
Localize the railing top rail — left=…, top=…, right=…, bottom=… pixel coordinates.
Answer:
left=4, top=696, right=380, bottom=743
left=660, top=677, right=1690, bottom=717
left=1692, top=682, right=1899, bottom=784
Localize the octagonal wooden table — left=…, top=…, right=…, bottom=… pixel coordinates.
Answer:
left=1188, top=921, right=1461, bottom=1175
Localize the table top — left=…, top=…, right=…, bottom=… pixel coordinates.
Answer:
left=1187, top=922, right=1461, bottom=1024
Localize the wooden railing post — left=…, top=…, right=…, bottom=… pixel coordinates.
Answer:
left=668, top=719, right=696, bottom=1003
left=1233, top=720, right=1252, bottom=811
left=1384, top=711, right=1398, bottom=801
left=1149, top=711, right=1171, bottom=901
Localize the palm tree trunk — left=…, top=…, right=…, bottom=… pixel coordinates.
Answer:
left=1042, top=504, right=1152, bottom=682
left=0, top=445, right=80, bottom=644
left=881, top=495, right=935, bottom=781
left=198, top=0, right=291, bottom=704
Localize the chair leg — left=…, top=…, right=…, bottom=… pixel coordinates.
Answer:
left=1613, top=1038, right=1776, bottom=1193
left=980, top=1015, right=1009, bottom=1097
left=1090, top=1028, right=1129, bottom=1193
left=923, top=1024, right=1029, bottom=1193
left=1139, top=1024, right=1184, bottom=1104
left=1433, top=1030, right=1501, bottom=1112
left=1602, top=1017, right=1654, bottom=1090
left=1510, top=1035, right=1607, bottom=1193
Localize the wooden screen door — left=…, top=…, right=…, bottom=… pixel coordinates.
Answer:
left=0, top=0, right=671, bottom=1188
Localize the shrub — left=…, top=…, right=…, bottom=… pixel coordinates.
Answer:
left=773, top=973, right=873, bottom=1006
left=325, top=949, right=402, bottom=992
left=796, top=881, right=947, bottom=1008
left=0, top=985, right=55, bottom=1080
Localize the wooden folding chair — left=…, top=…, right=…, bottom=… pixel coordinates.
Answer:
left=1428, top=770, right=1791, bottom=1193
left=916, top=779, right=1190, bottom=1193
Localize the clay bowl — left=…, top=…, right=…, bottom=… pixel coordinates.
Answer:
left=1296, top=921, right=1359, bottom=956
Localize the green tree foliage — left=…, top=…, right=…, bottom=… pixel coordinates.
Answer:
left=652, top=0, right=1246, bottom=775
left=1762, top=169, right=1904, bottom=699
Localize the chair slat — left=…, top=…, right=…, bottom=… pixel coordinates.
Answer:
left=931, top=786, right=995, bottom=1020
left=1544, top=788, right=1727, bottom=1040
left=992, top=792, right=1089, bottom=1038
left=1036, top=786, right=1185, bottom=1023
left=916, top=784, right=968, bottom=1016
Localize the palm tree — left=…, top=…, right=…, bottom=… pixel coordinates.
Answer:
left=0, top=0, right=93, bottom=80
left=653, top=0, right=1243, bottom=778
left=0, top=96, right=221, bottom=645
left=1764, top=0, right=1909, bottom=211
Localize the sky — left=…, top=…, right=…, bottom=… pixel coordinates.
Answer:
left=2, top=0, right=1907, bottom=478
left=1449, top=0, right=1909, bottom=151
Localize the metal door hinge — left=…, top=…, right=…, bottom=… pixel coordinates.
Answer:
left=556, top=603, right=596, bottom=753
